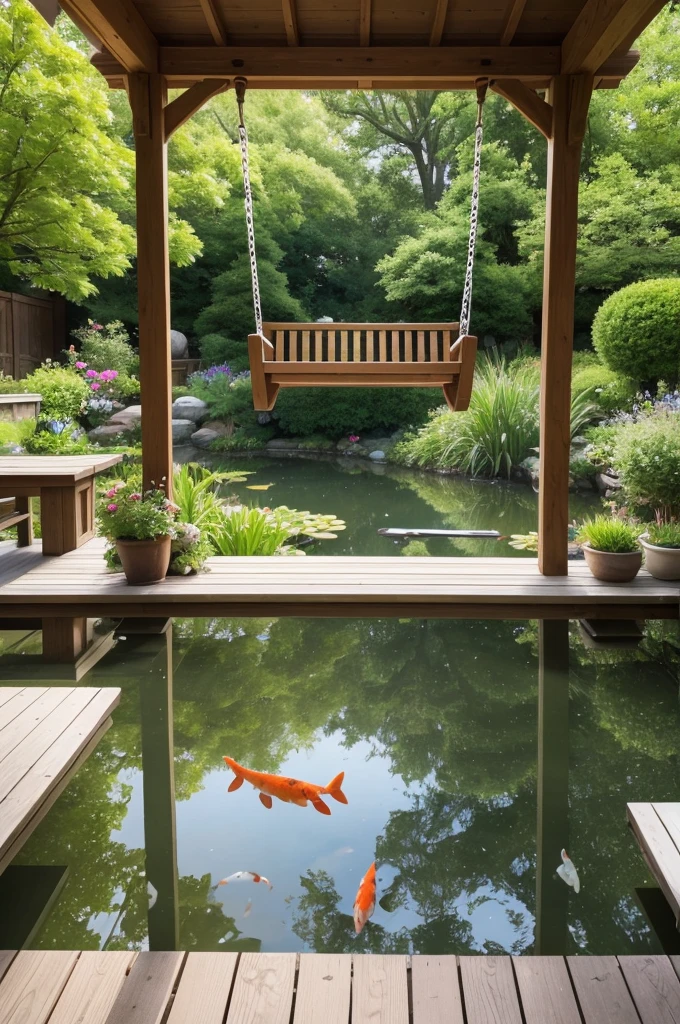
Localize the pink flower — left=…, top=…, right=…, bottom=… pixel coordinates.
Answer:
left=99, top=369, right=118, bottom=381
left=165, top=501, right=180, bottom=514
left=92, top=323, right=103, bottom=331
left=75, top=361, right=87, bottom=369
left=86, top=369, right=98, bottom=378
left=129, top=492, right=142, bottom=501
left=91, top=382, right=101, bottom=391
left=68, top=345, right=75, bottom=353
left=349, top=434, right=360, bottom=443
left=106, top=503, right=118, bottom=512
left=105, top=488, right=117, bottom=498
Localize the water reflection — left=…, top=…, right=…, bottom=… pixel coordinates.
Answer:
left=6, top=615, right=680, bottom=955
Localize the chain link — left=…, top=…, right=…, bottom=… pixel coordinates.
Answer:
left=459, top=115, right=484, bottom=339
left=237, top=99, right=263, bottom=336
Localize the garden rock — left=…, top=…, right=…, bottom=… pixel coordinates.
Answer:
left=110, top=404, right=142, bottom=424
left=595, top=471, right=621, bottom=495
left=170, top=330, right=189, bottom=359
left=369, top=449, right=386, bottom=461
left=191, top=427, right=220, bottom=449
left=172, top=395, right=208, bottom=423
left=172, top=419, right=195, bottom=443
left=88, top=424, right=131, bottom=443
left=203, top=420, right=231, bottom=437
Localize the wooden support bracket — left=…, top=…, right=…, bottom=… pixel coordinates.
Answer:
left=164, top=79, right=230, bottom=140
left=568, top=73, right=594, bottom=146
left=491, top=79, right=553, bottom=139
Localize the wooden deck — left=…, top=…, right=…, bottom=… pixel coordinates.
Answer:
left=0, top=951, right=679, bottom=1023
left=628, top=804, right=680, bottom=929
left=0, top=686, right=121, bottom=875
left=0, top=539, right=677, bottom=620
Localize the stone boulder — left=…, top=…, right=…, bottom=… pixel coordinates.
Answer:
left=170, top=330, right=189, bottom=359
left=88, top=424, right=132, bottom=444
left=171, top=395, right=208, bottom=423
left=369, top=449, right=386, bottom=461
left=172, top=419, right=195, bottom=444
left=202, top=420, right=231, bottom=436
left=191, top=427, right=221, bottom=449
left=109, top=404, right=142, bottom=424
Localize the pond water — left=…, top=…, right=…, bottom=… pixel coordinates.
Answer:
left=2, top=459, right=679, bottom=957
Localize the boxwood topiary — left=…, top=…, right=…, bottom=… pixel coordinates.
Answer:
left=571, top=363, right=637, bottom=415
left=592, top=279, right=680, bottom=386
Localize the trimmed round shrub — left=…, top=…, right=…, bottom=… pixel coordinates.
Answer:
left=199, top=333, right=250, bottom=373
left=275, top=386, right=440, bottom=437
left=24, top=365, right=89, bottom=422
left=592, top=279, right=680, bottom=385
left=612, top=410, right=680, bottom=515
left=571, top=364, right=637, bottom=415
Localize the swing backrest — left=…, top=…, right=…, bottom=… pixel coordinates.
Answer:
left=262, top=323, right=460, bottom=363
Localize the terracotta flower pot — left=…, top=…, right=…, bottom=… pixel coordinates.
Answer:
left=116, top=536, right=171, bottom=586
left=639, top=534, right=680, bottom=580
left=582, top=543, right=642, bottom=583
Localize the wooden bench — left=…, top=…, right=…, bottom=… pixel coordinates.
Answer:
left=0, top=454, right=122, bottom=555
left=249, top=322, right=477, bottom=413
left=628, top=802, right=680, bottom=928
left=0, top=498, right=32, bottom=547
left=0, top=686, right=121, bottom=875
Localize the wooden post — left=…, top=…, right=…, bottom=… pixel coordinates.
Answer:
left=129, top=73, right=173, bottom=496
left=139, top=623, right=179, bottom=950
left=536, top=619, right=570, bottom=954
left=538, top=75, right=593, bottom=575
left=42, top=617, right=90, bottom=663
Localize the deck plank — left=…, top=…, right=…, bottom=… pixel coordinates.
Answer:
left=628, top=803, right=680, bottom=923
left=0, top=688, right=74, bottom=769
left=513, top=957, right=581, bottom=1024
left=411, top=956, right=463, bottom=1024
left=653, top=804, right=680, bottom=855
left=460, top=957, right=522, bottom=1024
left=47, top=951, right=137, bottom=1024
left=0, top=952, right=16, bottom=984
left=103, top=952, right=185, bottom=1024
left=618, top=956, right=680, bottom=1024
left=225, top=953, right=296, bottom=1024
left=293, top=955, right=351, bottom=1024
left=0, top=689, right=46, bottom=733
left=167, top=953, right=238, bottom=1024
left=567, top=956, right=640, bottom=1024
left=0, top=690, right=23, bottom=712
left=351, top=955, right=408, bottom=1024
left=0, top=950, right=79, bottom=1024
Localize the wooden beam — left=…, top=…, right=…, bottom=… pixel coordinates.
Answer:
left=93, top=49, right=639, bottom=89
left=538, top=74, right=593, bottom=576
left=164, top=80, right=230, bottom=140
left=359, top=0, right=371, bottom=47
left=499, top=0, right=528, bottom=45
left=59, top=0, right=157, bottom=72
left=129, top=74, right=173, bottom=496
left=282, top=0, right=299, bottom=45
left=568, top=73, right=594, bottom=146
left=198, top=0, right=228, bottom=45
left=562, top=0, right=666, bottom=74
left=429, top=0, right=449, bottom=46
left=491, top=80, right=552, bottom=138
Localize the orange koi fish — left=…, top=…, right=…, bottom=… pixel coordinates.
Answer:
left=223, top=756, right=348, bottom=815
left=353, top=861, right=377, bottom=935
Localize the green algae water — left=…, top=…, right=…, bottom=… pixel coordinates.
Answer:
left=1, top=459, right=679, bottom=956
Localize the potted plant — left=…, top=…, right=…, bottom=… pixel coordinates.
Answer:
left=576, top=515, right=642, bottom=582
left=98, top=482, right=178, bottom=585
left=639, top=518, right=680, bottom=580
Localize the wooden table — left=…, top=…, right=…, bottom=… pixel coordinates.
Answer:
left=0, top=455, right=122, bottom=555
left=0, top=686, right=121, bottom=875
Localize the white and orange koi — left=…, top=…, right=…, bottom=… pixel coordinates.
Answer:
left=218, top=871, right=273, bottom=889
left=353, top=861, right=377, bottom=935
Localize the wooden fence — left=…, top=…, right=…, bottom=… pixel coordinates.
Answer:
left=0, top=291, right=65, bottom=379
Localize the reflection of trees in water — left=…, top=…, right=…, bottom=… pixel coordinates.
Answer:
left=15, top=615, right=680, bottom=954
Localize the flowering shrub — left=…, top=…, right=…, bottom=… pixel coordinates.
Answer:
left=24, top=363, right=89, bottom=422
left=612, top=408, right=680, bottom=518
left=69, top=359, right=140, bottom=425
left=97, top=482, right=178, bottom=541
left=70, top=320, right=137, bottom=375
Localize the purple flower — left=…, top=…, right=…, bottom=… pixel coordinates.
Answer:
left=107, top=503, right=118, bottom=512
left=349, top=434, right=360, bottom=443
left=75, top=361, right=87, bottom=369
left=91, top=382, right=101, bottom=391
left=129, top=492, right=142, bottom=501
left=105, top=488, right=117, bottom=498
left=86, top=369, right=98, bottom=378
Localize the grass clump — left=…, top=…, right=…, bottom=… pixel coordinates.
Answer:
left=646, top=521, right=680, bottom=548
left=576, top=515, right=640, bottom=553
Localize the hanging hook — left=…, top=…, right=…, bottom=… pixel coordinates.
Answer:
left=474, top=77, right=489, bottom=128
left=234, top=75, right=248, bottom=128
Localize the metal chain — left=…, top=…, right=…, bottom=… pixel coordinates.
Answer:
left=235, top=79, right=263, bottom=336
left=459, top=84, right=487, bottom=338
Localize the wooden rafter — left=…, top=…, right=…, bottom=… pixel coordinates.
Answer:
left=198, top=0, right=228, bottom=45
left=562, top=0, right=666, bottom=74
left=499, top=0, right=528, bottom=45
left=359, top=0, right=371, bottom=46
left=429, top=0, right=449, bottom=46
left=282, top=0, right=300, bottom=45
left=490, top=80, right=552, bottom=138
left=164, top=80, right=230, bottom=140
left=59, top=0, right=157, bottom=72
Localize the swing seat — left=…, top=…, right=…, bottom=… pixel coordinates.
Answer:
left=248, top=323, right=477, bottom=413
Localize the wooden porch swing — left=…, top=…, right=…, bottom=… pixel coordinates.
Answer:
left=238, top=77, right=486, bottom=413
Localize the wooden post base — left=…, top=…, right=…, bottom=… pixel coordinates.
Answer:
left=42, top=617, right=91, bottom=663
left=40, top=482, right=94, bottom=556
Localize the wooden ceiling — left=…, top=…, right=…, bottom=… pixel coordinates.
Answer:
left=57, top=0, right=667, bottom=88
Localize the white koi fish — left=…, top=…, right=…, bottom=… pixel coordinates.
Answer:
left=556, top=849, right=580, bottom=893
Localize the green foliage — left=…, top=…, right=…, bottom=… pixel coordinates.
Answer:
left=71, top=320, right=137, bottom=375
left=208, top=505, right=293, bottom=556
left=209, top=428, right=272, bottom=451
left=0, top=374, right=28, bottom=394
left=275, top=386, right=439, bottom=437
left=171, top=462, right=249, bottom=533
left=592, top=279, right=680, bottom=385
left=0, top=417, right=36, bottom=448
left=24, top=364, right=89, bottom=421
left=508, top=532, right=539, bottom=552
left=194, top=257, right=306, bottom=342
left=612, top=410, right=680, bottom=515
left=646, top=520, right=680, bottom=548
left=199, top=333, right=250, bottom=373
left=97, top=483, right=177, bottom=541
left=0, top=0, right=136, bottom=299
left=189, top=373, right=258, bottom=430
left=576, top=515, right=640, bottom=553
left=25, top=428, right=88, bottom=454
left=571, top=364, right=637, bottom=415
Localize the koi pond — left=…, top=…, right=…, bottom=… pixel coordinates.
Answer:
left=1, top=458, right=679, bottom=956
